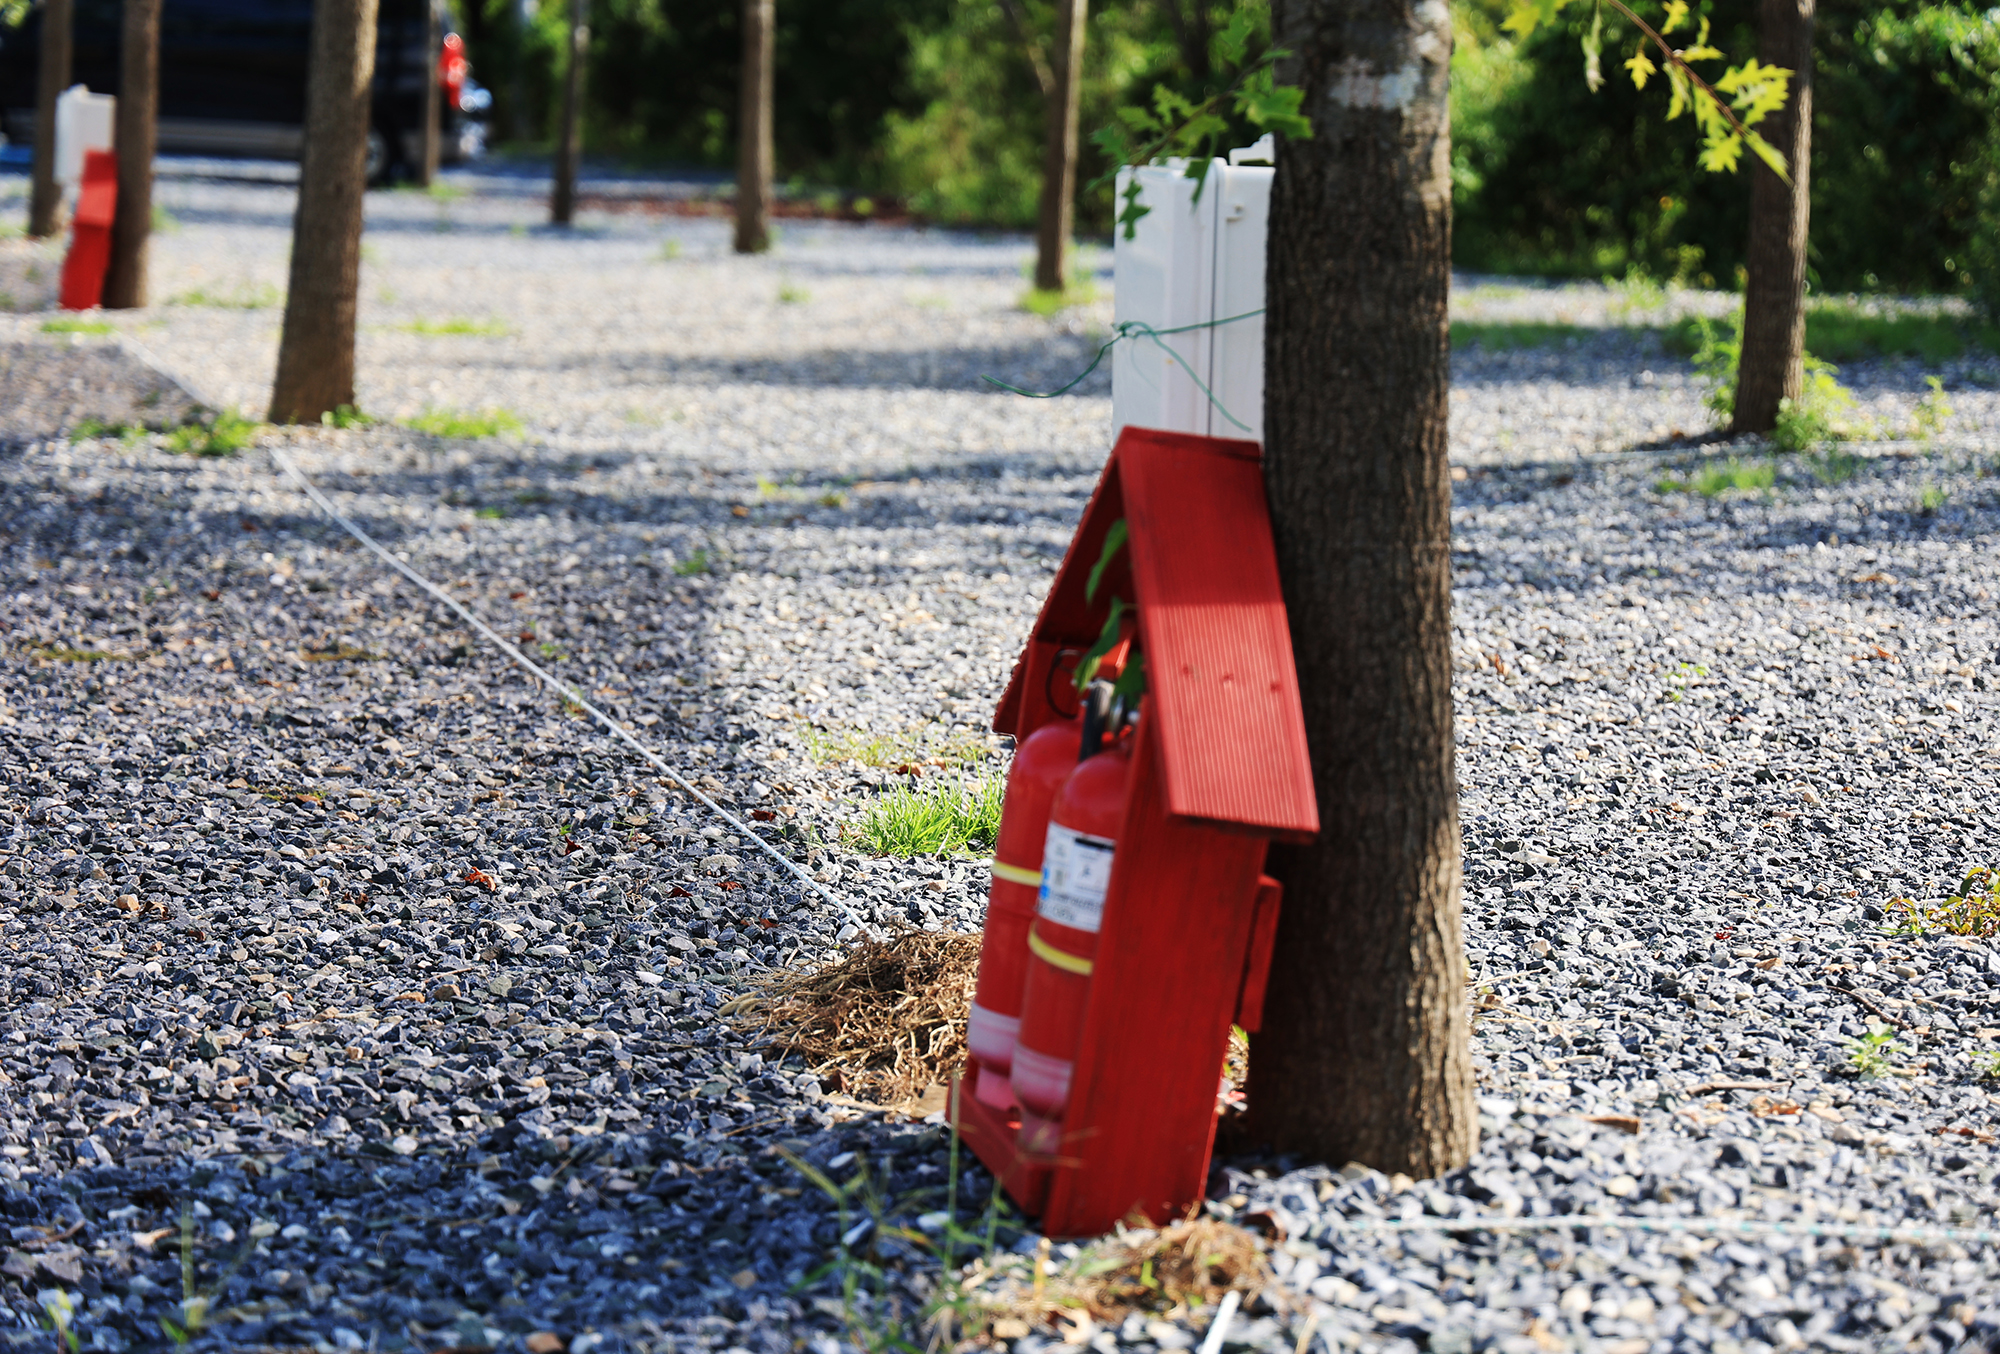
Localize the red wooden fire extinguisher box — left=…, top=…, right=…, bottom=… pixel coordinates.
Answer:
left=59, top=148, right=119, bottom=312
left=952, top=425, right=1318, bottom=1238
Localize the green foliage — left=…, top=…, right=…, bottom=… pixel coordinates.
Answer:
left=1020, top=279, right=1099, bottom=315
left=1887, top=869, right=2000, bottom=940
left=1771, top=358, right=1858, bottom=451
left=801, top=722, right=992, bottom=769
left=166, top=409, right=260, bottom=457
left=778, top=281, right=812, bottom=305
left=320, top=404, right=373, bottom=430
left=41, top=317, right=114, bottom=335
left=405, top=407, right=525, bottom=438
left=853, top=774, right=1005, bottom=856
left=1655, top=459, right=1772, bottom=495
left=1911, top=376, right=1954, bottom=440
left=1846, top=1024, right=1900, bottom=1079
left=1455, top=0, right=2000, bottom=293
left=673, top=547, right=714, bottom=576
left=1687, top=309, right=1744, bottom=421
left=168, top=283, right=283, bottom=309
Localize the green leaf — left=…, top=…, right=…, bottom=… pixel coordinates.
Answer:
left=1111, top=651, right=1148, bottom=704
left=1076, top=597, right=1131, bottom=692
left=1660, top=0, right=1689, bottom=33
left=1086, top=519, right=1129, bottom=603
left=1624, top=44, right=1657, bottom=88
left=1743, top=128, right=1790, bottom=179
left=1214, top=6, right=1256, bottom=67
left=1697, top=129, right=1745, bottom=173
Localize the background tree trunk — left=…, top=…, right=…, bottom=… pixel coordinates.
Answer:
left=734, top=0, right=774, bottom=254
left=269, top=0, right=382, bottom=424
left=1032, top=0, right=1087, bottom=293
left=1246, top=0, right=1477, bottom=1178
left=550, top=0, right=586, bottom=225
left=418, top=0, right=442, bottom=187
left=29, top=0, right=74, bottom=240
left=1732, top=0, right=1815, bottom=434
left=102, top=0, right=159, bottom=309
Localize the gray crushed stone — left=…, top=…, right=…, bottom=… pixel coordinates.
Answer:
left=0, top=163, right=1996, bottom=1354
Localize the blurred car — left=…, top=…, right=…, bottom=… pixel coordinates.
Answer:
left=0, top=0, right=489, bottom=182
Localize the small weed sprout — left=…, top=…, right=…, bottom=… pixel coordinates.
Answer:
left=658, top=238, right=684, bottom=261
left=1847, top=1025, right=1899, bottom=1079
left=1806, top=446, right=1864, bottom=484
left=1916, top=481, right=1949, bottom=514
left=320, top=403, right=372, bottom=429
left=1021, top=277, right=1100, bottom=316
left=1885, top=868, right=2000, bottom=939
left=41, top=317, right=113, bottom=335
left=1664, top=661, right=1708, bottom=703
left=1976, top=1052, right=2000, bottom=1082
left=168, top=283, right=283, bottom=309
left=779, top=280, right=811, bottom=305
left=1656, top=461, right=1772, bottom=496
left=1911, top=375, right=1954, bottom=440
left=674, top=547, right=713, bottom=576
left=1771, top=357, right=1859, bottom=451
left=401, top=316, right=509, bottom=336
left=475, top=505, right=506, bottom=519
left=167, top=408, right=260, bottom=457
left=38, top=1289, right=79, bottom=1353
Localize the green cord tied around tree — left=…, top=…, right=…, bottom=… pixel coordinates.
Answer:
left=1522, top=0, right=1794, bottom=176
left=981, top=309, right=1265, bottom=430
left=1086, top=7, right=1313, bottom=240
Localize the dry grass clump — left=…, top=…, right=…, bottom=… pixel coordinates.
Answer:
left=1069, top=1218, right=1273, bottom=1319
left=742, top=929, right=980, bottom=1106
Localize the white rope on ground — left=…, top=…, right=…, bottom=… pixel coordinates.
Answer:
left=265, top=444, right=872, bottom=938
left=1313, top=1213, right=2000, bottom=1247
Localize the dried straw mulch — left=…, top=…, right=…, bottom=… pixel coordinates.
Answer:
left=740, top=929, right=981, bottom=1110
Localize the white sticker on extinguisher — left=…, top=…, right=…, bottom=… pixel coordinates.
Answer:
left=1037, top=825, right=1116, bottom=933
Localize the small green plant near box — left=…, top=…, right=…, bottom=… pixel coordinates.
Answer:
left=1020, top=278, right=1100, bottom=317
left=320, top=403, right=371, bottom=430
left=854, top=774, right=1004, bottom=856
left=405, top=406, right=524, bottom=438
left=69, top=417, right=136, bottom=443
left=1771, top=357, right=1861, bottom=451
left=803, top=722, right=992, bottom=770
left=1846, top=1025, right=1900, bottom=1080
left=1910, top=376, right=1953, bottom=441
left=42, top=317, right=113, bottom=336
left=167, top=408, right=259, bottom=457
left=401, top=316, right=509, bottom=336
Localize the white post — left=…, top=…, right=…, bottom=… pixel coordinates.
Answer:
left=54, top=84, right=117, bottom=197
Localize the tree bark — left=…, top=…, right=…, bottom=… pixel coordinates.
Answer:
left=1246, top=0, right=1477, bottom=1179
left=1032, top=0, right=1087, bottom=294
left=418, top=0, right=442, bottom=187
left=102, top=0, right=160, bottom=309
left=734, top=0, right=774, bottom=254
left=550, top=0, right=586, bottom=226
left=1732, top=0, right=1814, bottom=435
left=29, top=0, right=74, bottom=239
left=269, top=0, right=382, bottom=424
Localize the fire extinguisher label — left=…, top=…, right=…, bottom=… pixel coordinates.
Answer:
left=1037, top=826, right=1116, bottom=933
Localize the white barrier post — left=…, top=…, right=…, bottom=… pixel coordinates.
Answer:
left=54, top=84, right=117, bottom=200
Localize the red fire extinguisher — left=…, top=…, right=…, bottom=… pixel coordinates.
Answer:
left=965, top=713, right=1081, bottom=1108
left=1010, top=687, right=1133, bottom=1153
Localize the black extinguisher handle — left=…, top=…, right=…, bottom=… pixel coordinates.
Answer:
left=1079, top=679, right=1116, bottom=762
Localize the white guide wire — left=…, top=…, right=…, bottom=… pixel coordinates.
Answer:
left=266, top=446, right=870, bottom=937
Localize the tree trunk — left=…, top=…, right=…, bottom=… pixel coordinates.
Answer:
left=269, top=0, right=382, bottom=424
left=1032, top=0, right=1087, bottom=294
left=102, top=0, right=160, bottom=309
left=418, top=0, right=442, bottom=187
left=734, top=0, right=774, bottom=254
left=550, top=0, right=586, bottom=226
left=29, top=0, right=74, bottom=240
left=1246, top=0, right=1477, bottom=1179
left=1732, top=0, right=1815, bottom=435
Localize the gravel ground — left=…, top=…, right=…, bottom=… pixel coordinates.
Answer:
left=0, top=164, right=1998, bottom=1354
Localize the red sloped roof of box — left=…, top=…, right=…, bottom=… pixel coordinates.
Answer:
left=1118, top=428, right=1317, bottom=838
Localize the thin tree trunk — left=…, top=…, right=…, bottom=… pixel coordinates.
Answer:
left=418, top=0, right=442, bottom=187
left=550, top=0, right=586, bottom=225
left=1032, top=0, right=1087, bottom=294
left=734, top=0, right=774, bottom=254
left=1247, top=0, right=1477, bottom=1179
left=29, top=0, right=74, bottom=239
left=102, top=0, right=160, bottom=309
left=1732, top=0, right=1815, bottom=434
left=269, top=0, right=382, bottom=424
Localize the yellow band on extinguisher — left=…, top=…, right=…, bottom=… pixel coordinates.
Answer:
left=1028, top=929, right=1094, bottom=977
left=991, top=860, right=1042, bottom=888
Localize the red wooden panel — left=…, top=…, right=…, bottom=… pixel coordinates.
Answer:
left=949, top=1075, right=1051, bottom=1215
left=1038, top=715, right=1269, bottom=1236
left=75, top=150, right=118, bottom=227
left=1118, top=430, right=1318, bottom=839
left=1234, top=875, right=1283, bottom=1034
left=994, top=468, right=1128, bottom=738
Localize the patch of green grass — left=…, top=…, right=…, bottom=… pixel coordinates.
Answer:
left=41, top=317, right=113, bottom=335
left=537, top=641, right=568, bottom=660
left=1451, top=320, right=1594, bottom=351
left=474, top=506, right=507, bottom=520
left=69, top=417, right=137, bottom=443
left=405, top=407, right=525, bottom=439
left=778, top=281, right=811, bottom=305
left=1806, top=447, right=1865, bottom=484
left=853, top=774, right=1004, bottom=856
left=166, top=409, right=259, bottom=457
left=657, top=238, right=684, bottom=261
left=320, top=404, right=372, bottom=430
left=427, top=181, right=466, bottom=203
left=1846, top=1025, right=1900, bottom=1080
left=168, top=283, right=283, bottom=309
left=1911, top=375, right=1954, bottom=441
left=1887, top=870, right=2000, bottom=939
left=152, top=204, right=180, bottom=234
left=1916, top=482, right=1949, bottom=514
left=803, top=723, right=993, bottom=770
left=400, top=316, right=509, bottom=337
left=1655, top=459, right=1774, bottom=496
left=1976, top=1052, right=2000, bottom=1082
left=673, top=548, right=714, bottom=576
left=28, top=641, right=123, bottom=663
left=1020, top=278, right=1100, bottom=316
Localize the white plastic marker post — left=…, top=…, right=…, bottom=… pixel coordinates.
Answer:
left=1198, top=1288, right=1241, bottom=1354
left=265, top=445, right=873, bottom=940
